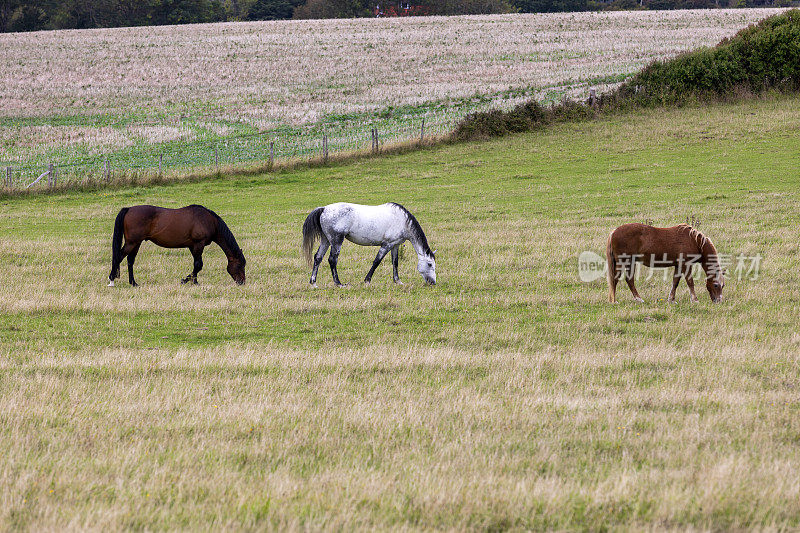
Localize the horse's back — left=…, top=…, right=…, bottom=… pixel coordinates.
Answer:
left=610, top=223, right=700, bottom=259
left=125, top=204, right=216, bottom=247
left=321, top=202, right=404, bottom=245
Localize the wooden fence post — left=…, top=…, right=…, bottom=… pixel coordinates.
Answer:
left=5, top=166, right=11, bottom=189
left=269, top=141, right=274, bottom=170
left=159, top=154, right=163, bottom=177
left=214, top=146, right=219, bottom=173
left=323, top=133, right=328, bottom=164
left=48, top=163, right=54, bottom=187
left=420, top=118, right=425, bottom=142
left=104, top=158, right=110, bottom=183
left=589, top=88, right=597, bottom=108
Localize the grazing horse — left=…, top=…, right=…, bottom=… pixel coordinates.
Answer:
left=108, top=204, right=246, bottom=287
left=302, top=202, right=436, bottom=287
left=606, top=223, right=724, bottom=303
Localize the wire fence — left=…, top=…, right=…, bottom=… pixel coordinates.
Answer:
left=1, top=107, right=465, bottom=192
left=1, top=83, right=599, bottom=193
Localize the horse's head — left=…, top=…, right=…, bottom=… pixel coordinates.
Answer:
left=701, top=240, right=724, bottom=303
left=706, top=267, right=724, bottom=303
left=227, top=256, right=246, bottom=285
left=417, top=250, right=436, bottom=285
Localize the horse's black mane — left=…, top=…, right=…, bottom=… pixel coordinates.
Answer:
left=193, top=205, right=245, bottom=263
left=390, top=202, right=434, bottom=258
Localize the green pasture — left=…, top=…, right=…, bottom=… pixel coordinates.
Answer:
left=0, top=96, right=799, bottom=529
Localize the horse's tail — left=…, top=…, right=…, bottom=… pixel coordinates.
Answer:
left=302, top=207, right=324, bottom=266
left=606, top=232, right=616, bottom=302
left=110, top=207, right=129, bottom=279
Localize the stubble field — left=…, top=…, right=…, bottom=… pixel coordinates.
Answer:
left=1, top=96, right=799, bottom=529
left=0, top=9, right=785, bottom=176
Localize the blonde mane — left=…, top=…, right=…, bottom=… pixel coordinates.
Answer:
left=678, top=224, right=722, bottom=279
left=677, top=223, right=710, bottom=251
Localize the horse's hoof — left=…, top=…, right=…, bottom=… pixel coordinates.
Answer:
left=310, top=283, right=318, bottom=289
left=634, top=297, right=645, bottom=303
left=335, top=283, right=349, bottom=288
left=107, top=280, right=115, bottom=287
left=364, top=281, right=371, bottom=287
left=131, top=282, right=139, bottom=288
left=394, top=280, right=404, bottom=285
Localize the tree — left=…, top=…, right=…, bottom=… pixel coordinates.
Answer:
left=247, top=0, right=302, bottom=20
left=8, top=4, right=48, bottom=31
left=0, top=0, right=21, bottom=32
left=293, top=0, right=372, bottom=19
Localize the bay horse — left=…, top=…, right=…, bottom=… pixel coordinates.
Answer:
left=108, top=205, right=246, bottom=287
left=302, top=202, right=436, bottom=287
left=606, top=223, right=724, bottom=303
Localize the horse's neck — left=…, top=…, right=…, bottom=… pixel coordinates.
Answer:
left=214, top=235, right=236, bottom=261
left=700, top=241, right=720, bottom=277
left=404, top=224, right=427, bottom=258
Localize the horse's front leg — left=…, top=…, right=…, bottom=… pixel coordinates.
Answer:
left=182, top=244, right=204, bottom=285
left=364, top=245, right=391, bottom=285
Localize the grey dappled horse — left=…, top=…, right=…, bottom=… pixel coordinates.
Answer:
left=302, top=202, right=436, bottom=287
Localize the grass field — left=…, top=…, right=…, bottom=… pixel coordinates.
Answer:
left=1, top=96, right=799, bottom=529
left=1, top=9, right=784, bottom=177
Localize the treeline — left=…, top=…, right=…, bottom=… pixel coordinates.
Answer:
left=0, top=0, right=304, bottom=32
left=0, top=0, right=792, bottom=32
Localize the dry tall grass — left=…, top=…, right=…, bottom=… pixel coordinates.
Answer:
left=0, top=97, right=798, bottom=529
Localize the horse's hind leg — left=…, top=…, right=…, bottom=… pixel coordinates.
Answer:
left=127, top=243, right=141, bottom=287
left=684, top=268, right=699, bottom=303
left=608, top=263, right=619, bottom=303
left=364, top=245, right=391, bottom=285
left=391, top=245, right=402, bottom=284
left=310, top=237, right=330, bottom=288
left=110, top=241, right=140, bottom=286
left=110, top=241, right=135, bottom=284
left=328, top=235, right=346, bottom=287
left=667, top=267, right=681, bottom=303
left=625, top=263, right=644, bottom=303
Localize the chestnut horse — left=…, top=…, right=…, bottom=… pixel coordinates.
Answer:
left=108, top=205, right=246, bottom=287
left=606, top=223, right=724, bottom=303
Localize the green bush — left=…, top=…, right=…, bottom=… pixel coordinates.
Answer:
left=451, top=98, right=595, bottom=141
left=615, top=9, right=800, bottom=105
